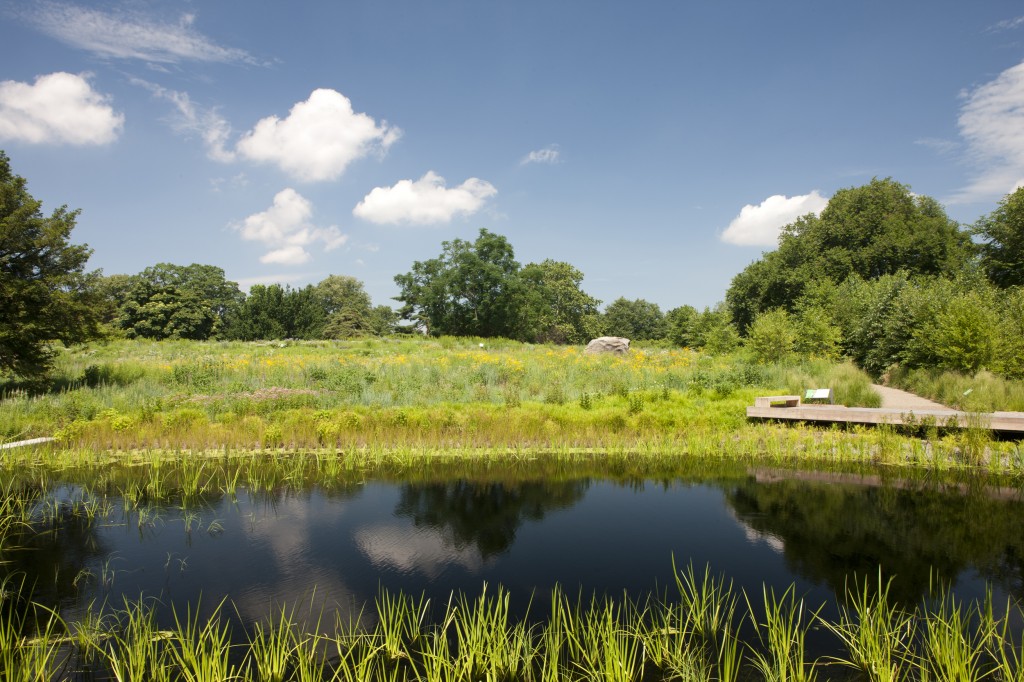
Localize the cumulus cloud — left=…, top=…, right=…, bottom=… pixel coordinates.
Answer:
left=0, top=72, right=123, bottom=145
left=720, top=191, right=829, bottom=247
left=236, top=89, right=400, bottom=182
left=24, top=2, right=255, bottom=64
left=233, top=188, right=348, bottom=265
left=353, top=171, right=497, bottom=225
left=521, top=145, right=561, bottom=165
left=948, top=60, right=1024, bottom=204
left=131, top=78, right=234, bottom=161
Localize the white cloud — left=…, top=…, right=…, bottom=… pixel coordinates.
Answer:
left=948, top=60, right=1024, bottom=204
left=233, top=188, right=348, bottom=265
left=131, top=79, right=234, bottom=161
left=25, top=2, right=254, bottom=64
left=988, top=16, right=1024, bottom=32
left=521, top=145, right=561, bottom=165
left=0, top=72, right=123, bottom=145
left=234, top=272, right=313, bottom=292
left=236, top=89, right=400, bottom=182
left=720, top=191, right=829, bottom=247
left=353, top=171, right=497, bottom=225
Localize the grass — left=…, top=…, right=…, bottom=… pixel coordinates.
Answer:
left=0, top=564, right=1021, bottom=681
left=889, top=366, right=1024, bottom=412
left=2, top=336, right=1019, bottom=472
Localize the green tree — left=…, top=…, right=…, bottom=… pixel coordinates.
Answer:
left=726, top=178, right=971, bottom=333
left=115, top=263, right=243, bottom=340
left=602, top=297, right=665, bottom=341
left=689, top=305, right=740, bottom=354
left=973, top=186, right=1024, bottom=288
left=394, top=229, right=522, bottom=337
left=0, top=151, right=102, bottom=377
left=665, top=305, right=698, bottom=347
left=316, top=275, right=373, bottom=338
left=226, top=284, right=325, bottom=340
left=518, top=259, right=601, bottom=344
left=746, top=308, right=797, bottom=363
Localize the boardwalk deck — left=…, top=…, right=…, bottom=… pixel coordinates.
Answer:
left=747, top=401, right=1024, bottom=434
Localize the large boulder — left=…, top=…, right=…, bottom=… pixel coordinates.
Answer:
left=584, top=336, right=631, bottom=355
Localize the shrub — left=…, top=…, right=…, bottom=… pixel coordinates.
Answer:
left=747, top=309, right=797, bottom=363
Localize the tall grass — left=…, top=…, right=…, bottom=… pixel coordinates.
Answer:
left=1, top=564, right=1021, bottom=681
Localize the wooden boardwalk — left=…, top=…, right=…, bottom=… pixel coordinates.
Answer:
left=747, top=395, right=1024, bottom=434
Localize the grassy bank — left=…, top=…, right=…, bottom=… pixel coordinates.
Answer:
left=3, top=336, right=1023, bottom=472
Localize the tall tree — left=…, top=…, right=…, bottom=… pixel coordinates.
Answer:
left=726, top=178, right=971, bottom=332
left=394, top=229, right=522, bottom=337
left=518, top=259, right=601, bottom=344
left=0, top=151, right=102, bottom=377
left=973, top=186, right=1024, bottom=288
left=602, top=297, right=665, bottom=341
left=316, top=274, right=373, bottom=338
left=115, top=263, right=243, bottom=340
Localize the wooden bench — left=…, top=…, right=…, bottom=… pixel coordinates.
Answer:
left=754, top=395, right=801, bottom=408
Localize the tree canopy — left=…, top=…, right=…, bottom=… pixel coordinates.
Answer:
left=394, top=229, right=600, bottom=342
left=726, top=178, right=972, bottom=332
left=973, top=186, right=1024, bottom=288
left=0, top=151, right=102, bottom=377
left=114, top=263, right=243, bottom=340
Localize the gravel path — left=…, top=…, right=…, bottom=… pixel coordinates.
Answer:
left=871, top=384, right=951, bottom=410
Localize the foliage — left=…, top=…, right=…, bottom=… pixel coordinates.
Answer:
left=665, top=305, right=697, bottom=347
left=394, top=228, right=523, bottom=337
left=688, top=305, right=740, bottom=354
left=726, top=178, right=971, bottom=332
left=973, top=186, right=1024, bottom=288
left=394, top=229, right=601, bottom=343
left=0, top=151, right=102, bottom=377
left=225, top=283, right=326, bottom=340
left=114, top=263, right=243, bottom=340
left=602, top=297, right=665, bottom=341
left=317, top=274, right=374, bottom=338
left=746, top=308, right=797, bottom=363
left=517, top=259, right=602, bottom=344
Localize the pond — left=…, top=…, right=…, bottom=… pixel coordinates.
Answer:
left=7, top=457, right=1024, bottom=653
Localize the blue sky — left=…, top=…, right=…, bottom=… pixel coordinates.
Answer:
left=2, top=1, right=1024, bottom=312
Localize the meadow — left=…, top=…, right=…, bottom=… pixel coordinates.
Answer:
left=4, top=335, right=1021, bottom=472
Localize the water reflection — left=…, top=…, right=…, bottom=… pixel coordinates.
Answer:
left=393, top=480, right=589, bottom=557
left=728, top=469, right=1024, bottom=603
left=3, top=460, right=1023, bottom=639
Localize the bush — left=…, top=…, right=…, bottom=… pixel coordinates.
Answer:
left=747, top=309, right=797, bottom=363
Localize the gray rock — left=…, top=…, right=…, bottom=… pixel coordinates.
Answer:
left=584, top=336, right=631, bottom=355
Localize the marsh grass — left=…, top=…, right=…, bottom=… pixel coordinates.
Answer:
left=819, top=572, right=915, bottom=682
left=0, top=564, right=1022, bottom=681
left=0, top=337, right=884, bottom=450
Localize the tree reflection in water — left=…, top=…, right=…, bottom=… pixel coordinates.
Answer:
left=726, top=471, right=1024, bottom=604
left=394, top=480, right=589, bottom=557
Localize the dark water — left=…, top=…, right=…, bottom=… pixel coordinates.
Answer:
left=8, top=464, right=1024, bottom=648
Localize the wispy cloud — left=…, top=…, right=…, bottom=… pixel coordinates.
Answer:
left=0, top=72, right=123, bottom=145
left=131, top=78, right=234, bottom=161
left=987, top=16, right=1024, bottom=33
left=23, top=2, right=256, bottom=64
left=521, top=145, right=561, bottom=165
left=236, top=89, right=401, bottom=182
left=720, top=191, right=828, bottom=247
left=914, top=137, right=959, bottom=156
left=232, top=189, right=348, bottom=265
left=353, top=171, right=497, bottom=225
left=947, top=59, right=1024, bottom=204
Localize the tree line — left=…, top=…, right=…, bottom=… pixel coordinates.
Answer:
left=3, top=149, right=1023, bottom=380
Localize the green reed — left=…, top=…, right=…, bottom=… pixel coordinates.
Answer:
left=820, top=571, right=915, bottom=682
left=0, top=563, right=1023, bottom=681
